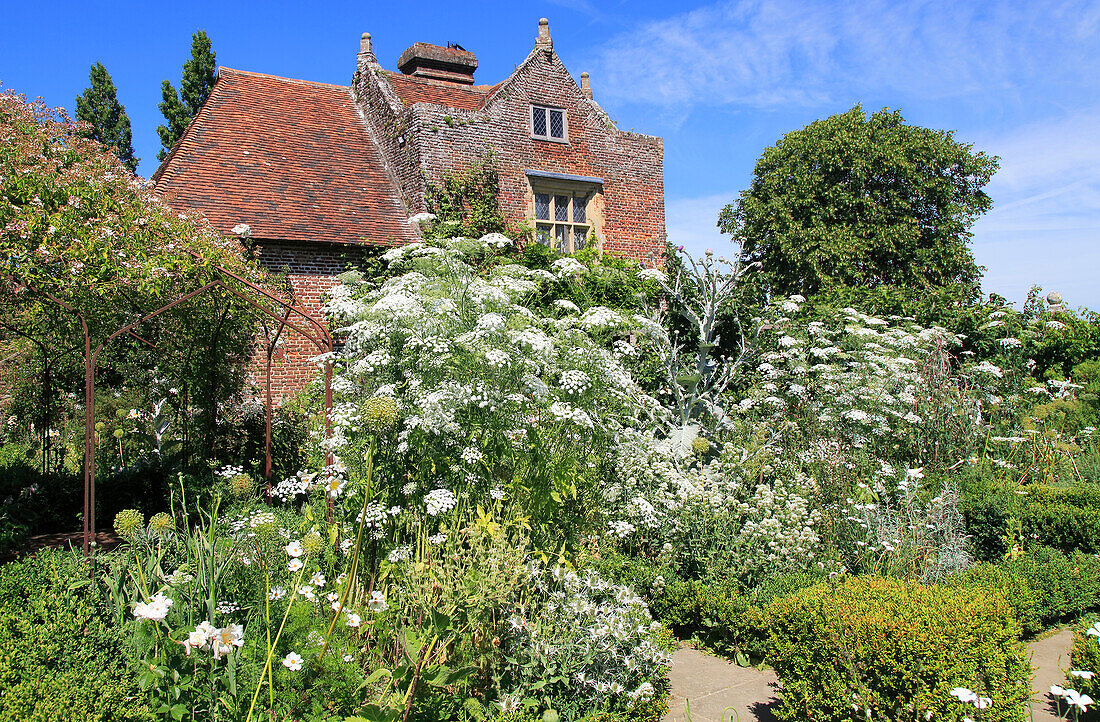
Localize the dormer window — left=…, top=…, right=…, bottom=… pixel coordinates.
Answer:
left=531, top=104, right=566, bottom=142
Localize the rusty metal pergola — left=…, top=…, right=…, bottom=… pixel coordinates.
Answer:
left=1, top=262, right=336, bottom=561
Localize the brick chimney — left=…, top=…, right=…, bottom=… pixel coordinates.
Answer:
left=397, top=42, right=477, bottom=84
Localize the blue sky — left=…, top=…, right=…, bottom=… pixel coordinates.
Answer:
left=4, top=0, right=1098, bottom=309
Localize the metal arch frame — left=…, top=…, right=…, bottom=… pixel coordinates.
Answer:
left=0, top=265, right=336, bottom=562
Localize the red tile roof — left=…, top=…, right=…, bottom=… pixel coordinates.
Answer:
left=153, top=68, right=416, bottom=246
left=384, top=71, right=501, bottom=111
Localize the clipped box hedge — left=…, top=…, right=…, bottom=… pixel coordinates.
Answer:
left=766, top=576, right=1031, bottom=722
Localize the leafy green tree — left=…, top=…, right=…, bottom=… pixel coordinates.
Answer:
left=75, top=62, right=138, bottom=172
left=156, top=30, right=217, bottom=160
left=718, top=106, right=999, bottom=301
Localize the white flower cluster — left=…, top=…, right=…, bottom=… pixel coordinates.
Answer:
left=425, top=488, right=457, bottom=516
left=500, top=566, right=671, bottom=709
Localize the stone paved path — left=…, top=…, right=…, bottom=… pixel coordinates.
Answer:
left=663, top=629, right=1076, bottom=722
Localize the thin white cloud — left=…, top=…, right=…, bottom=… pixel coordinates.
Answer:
left=972, top=107, right=1100, bottom=308
left=590, top=0, right=1100, bottom=110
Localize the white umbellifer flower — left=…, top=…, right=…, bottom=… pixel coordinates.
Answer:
left=490, top=487, right=506, bottom=501
left=485, top=349, right=511, bottom=368
left=230, top=223, right=251, bottom=238
left=637, top=268, right=667, bottom=283
left=282, top=651, right=304, bottom=671
left=476, top=312, right=506, bottom=331
left=429, top=533, right=446, bottom=545
left=368, top=591, right=388, bottom=612
left=343, top=654, right=354, bottom=662
left=999, top=337, right=1022, bottom=348
left=288, top=558, right=303, bottom=572
left=479, top=232, right=512, bottom=248
left=345, top=613, right=362, bottom=628
left=425, top=488, right=457, bottom=516
left=387, top=545, right=412, bottom=562
left=133, top=592, right=173, bottom=621
left=284, top=540, right=303, bottom=557
left=559, top=369, right=592, bottom=395
left=608, top=520, right=636, bottom=538
left=461, top=446, right=483, bottom=465
left=553, top=299, right=580, bottom=313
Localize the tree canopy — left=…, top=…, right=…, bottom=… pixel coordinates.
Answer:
left=74, top=62, right=137, bottom=173
left=718, top=106, right=999, bottom=301
left=156, top=30, right=216, bottom=161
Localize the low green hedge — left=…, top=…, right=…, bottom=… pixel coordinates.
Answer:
left=766, top=576, right=1031, bottom=722
left=0, top=548, right=152, bottom=721
left=968, top=485, right=1100, bottom=560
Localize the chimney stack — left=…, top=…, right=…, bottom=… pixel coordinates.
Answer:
left=580, top=72, right=592, bottom=99
left=537, top=18, right=553, bottom=52
left=398, top=42, right=478, bottom=84
left=359, top=33, right=376, bottom=63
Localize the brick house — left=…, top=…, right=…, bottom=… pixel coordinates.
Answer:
left=153, top=18, right=665, bottom=397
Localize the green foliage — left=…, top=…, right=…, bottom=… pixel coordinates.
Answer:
left=0, top=548, right=153, bottom=721
left=75, top=62, right=138, bottom=172
left=967, top=485, right=1100, bottom=558
left=157, top=31, right=216, bottom=160
left=766, top=576, right=1030, bottom=722
left=940, top=561, right=1042, bottom=637
left=720, top=105, right=998, bottom=300
left=422, top=158, right=518, bottom=241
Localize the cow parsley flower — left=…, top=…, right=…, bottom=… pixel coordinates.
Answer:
left=425, top=488, right=457, bottom=516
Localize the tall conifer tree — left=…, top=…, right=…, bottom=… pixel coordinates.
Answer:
left=156, top=30, right=217, bottom=160
left=75, top=62, right=138, bottom=172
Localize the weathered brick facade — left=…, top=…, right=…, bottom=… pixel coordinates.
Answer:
left=155, top=19, right=665, bottom=400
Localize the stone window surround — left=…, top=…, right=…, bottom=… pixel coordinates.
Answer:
left=526, top=169, right=603, bottom=253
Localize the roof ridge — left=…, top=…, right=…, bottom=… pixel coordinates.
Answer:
left=218, top=66, right=349, bottom=90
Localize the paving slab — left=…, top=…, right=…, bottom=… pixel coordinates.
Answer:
left=1029, top=628, right=1075, bottom=722
left=663, top=647, right=778, bottom=722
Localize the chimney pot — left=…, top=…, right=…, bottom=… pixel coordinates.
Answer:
left=359, top=32, right=376, bottom=63
left=537, top=18, right=552, bottom=50
left=580, top=71, right=592, bottom=99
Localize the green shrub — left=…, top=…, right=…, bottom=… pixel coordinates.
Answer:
left=0, top=548, right=152, bottom=721
left=941, top=561, right=1042, bottom=637
left=766, top=576, right=1031, bottom=722
left=968, top=485, right=1100, bottom=558
left=1004, top=546, right=1100, bottom=625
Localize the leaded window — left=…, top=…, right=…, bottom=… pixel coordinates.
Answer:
left=533, top=191, right=590, bottom=253
left=531, top=105, right=566, bottom=141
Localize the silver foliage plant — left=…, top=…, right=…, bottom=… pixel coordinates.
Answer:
left=635, top=248, right=761, bottom=447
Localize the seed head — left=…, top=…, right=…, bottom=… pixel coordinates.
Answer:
left=114, top=509, right=144, bottom=540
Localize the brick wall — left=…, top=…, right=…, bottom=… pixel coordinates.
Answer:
left=356, top=43, right=665, bottom=263
left=248, top=241, right=375, bottom=399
